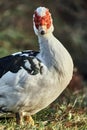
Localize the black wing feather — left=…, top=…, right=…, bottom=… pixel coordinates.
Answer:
left=0, top=51, right=41, bottom=78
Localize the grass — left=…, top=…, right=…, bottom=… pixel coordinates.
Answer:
left=0, top=86, right=87, bottom=130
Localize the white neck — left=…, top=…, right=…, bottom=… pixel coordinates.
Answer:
left=37, top=32, right=73, bottom=76
left=38, top=32, right=60, bottom=68
left=38, top=32, right=54, bottom=54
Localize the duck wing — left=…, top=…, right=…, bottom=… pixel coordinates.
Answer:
left=0, top=50, right=42, bottom=78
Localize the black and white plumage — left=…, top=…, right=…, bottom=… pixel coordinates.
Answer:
left=0, top=50, right=41, bottom=78
left=0, top=50, right=44, bottom=112
left=0, top=7, right=73, bottom=124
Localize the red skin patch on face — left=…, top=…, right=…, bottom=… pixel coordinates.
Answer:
left=34, top=10, right=52, bottom=29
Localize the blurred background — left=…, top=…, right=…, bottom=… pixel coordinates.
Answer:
left=0, top=1, right=87, bottom=128
left=0, top=0, right=87, bottom=96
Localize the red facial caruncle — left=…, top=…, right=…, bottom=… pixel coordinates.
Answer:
left=34, top=10, right=52, bottom=29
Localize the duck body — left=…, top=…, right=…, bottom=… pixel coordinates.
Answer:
left=0, top=34, right=73, bottom=115
left=0, top=7, right=73, bottom=123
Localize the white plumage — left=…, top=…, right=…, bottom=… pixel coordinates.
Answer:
left=0, top=7, right=73, bottom=124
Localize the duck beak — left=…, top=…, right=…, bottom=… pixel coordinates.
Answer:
left=39, top=26, right=47, bottom=35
